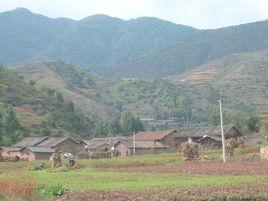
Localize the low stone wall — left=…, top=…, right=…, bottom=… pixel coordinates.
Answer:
left=260, top=147, right=268, bottom=160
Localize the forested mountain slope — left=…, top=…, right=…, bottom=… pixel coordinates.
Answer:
left=0, top=8, right=197, bottom=74
left=110, top=21, right=268, bottom=77
left=1, top=8, right=268, bottom=78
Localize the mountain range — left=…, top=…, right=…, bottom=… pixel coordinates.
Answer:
left=0, top=8, right=197, bottom=76
left=1, top=8, right=268, bottom=78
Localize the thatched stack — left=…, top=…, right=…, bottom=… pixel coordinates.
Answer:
left=182, top=142, right=199, bottom=161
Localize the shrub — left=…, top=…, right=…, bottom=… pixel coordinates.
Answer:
left=37, top=184, right=68, bottom=197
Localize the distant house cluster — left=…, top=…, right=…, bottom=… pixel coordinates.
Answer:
left=0, top=127, right=241, bottom=161
left=81, top=127, right=240, bottom=157
left=0, top=137, right=82, bottom=161
left=140, top=118, right=179, bottom=128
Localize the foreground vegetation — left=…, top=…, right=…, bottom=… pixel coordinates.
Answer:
left=0, top=149, right=268, bottom=200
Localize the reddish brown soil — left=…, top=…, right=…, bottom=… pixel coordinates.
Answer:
left=57, top=184, right=268, bottom=201
left=102, top=161, right=268, bottom=175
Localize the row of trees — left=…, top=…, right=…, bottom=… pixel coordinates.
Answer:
left=93, top=111, right=144, bottom=137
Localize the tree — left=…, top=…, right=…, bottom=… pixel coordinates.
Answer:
left=178, top=96, right=193, bottom=126
left=209, top=112, right=220, bottom=126
left=247, top=115, right=260, bottom=132
left=94, top=120, right=109, bottom=137
left=1, top=104, right=23, bottom=145
left=108, top=118, right=121, bottom=136
left=120, top=111, right=144, bottom=135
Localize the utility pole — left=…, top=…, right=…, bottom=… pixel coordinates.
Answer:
left=133, top=132, right=136, bottom=156
left=218, top=99, right=226, bottom=163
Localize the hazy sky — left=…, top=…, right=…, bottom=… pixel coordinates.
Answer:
left=1, top=0, right=268, bottom=29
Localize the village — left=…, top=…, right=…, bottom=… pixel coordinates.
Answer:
left=0, top=126, right=247, bottom=162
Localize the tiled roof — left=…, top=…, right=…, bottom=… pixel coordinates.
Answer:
left=174, top=127, right=222, bottom=138
left=1, top=146, right=25, bottom=152
left=14, top=137, right=49, bottom=147
left=197, top=135, right=222, bottom=142
left=135, top=129, right=176, bottom=141
left=36, top=137, right=77, bottom=148
left=82, top=137, right=131, bottom=149
left=26, top=146, right=54, bottom=153
left=117, top=140, right=170, bottom=149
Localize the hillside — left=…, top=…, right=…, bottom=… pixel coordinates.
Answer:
left=0, top=67, right=94, bottom=145
left=11, top=57, right=267, bottom=136
left=110, top=21, right=268, bottom=77
left=16, top=62, right=220, bottom=124
left=167, top=49, right=268, bottom=115
left=0, top=8, right=198, bottom=74
left=18, top=60, right=261, bottom=126
left=16, top=61, right=211, bottom=124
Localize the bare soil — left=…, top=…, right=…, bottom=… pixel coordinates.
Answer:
left=57, top=183, right=268, bottom=201
left=102, top=161, right=268, bottom=175
left=57, top=161, right=268, bottom=200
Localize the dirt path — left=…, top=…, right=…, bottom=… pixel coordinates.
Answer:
left=101, top=161, right=268, bottom=175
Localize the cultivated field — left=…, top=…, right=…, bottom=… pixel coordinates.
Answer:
left=0, top=149, right=268, bottom=201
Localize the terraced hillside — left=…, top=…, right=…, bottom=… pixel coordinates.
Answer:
left=167, top=49, right=268, bottom=111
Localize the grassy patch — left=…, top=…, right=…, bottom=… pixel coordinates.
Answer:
left=32, top=170, right=267, bottom=191
left=86, top=152, right=180, bottom=169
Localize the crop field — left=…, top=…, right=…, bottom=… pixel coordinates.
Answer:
left=0, top=150, right=268, bottom=201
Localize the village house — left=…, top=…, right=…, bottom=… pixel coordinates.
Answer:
left=169, top=127, right=222, bottom=146
left=21, top=147, right=55, bottom=161
left=14, top=136, right=50, bottom=148
left=81, top=136, right=131, bottom=153
left=35, top=137, right=82, bottom=155
left=1, top=137, right=82, bottom=161
left=115, top=139, right=170, bottom=156
left=135, top=129, right=177, bottom=147
left=169, top=126, right=241, bottom=147
left=197, top=135, right=222, bottom=148
left=1, top=147, right=26, bottom=160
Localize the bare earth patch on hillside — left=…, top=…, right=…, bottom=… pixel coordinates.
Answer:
left=57, top=183, right=268, bottom=201
left=102, top=161, right=268, bottom=175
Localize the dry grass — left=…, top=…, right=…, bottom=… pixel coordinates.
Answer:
left=243, top=145, right=260, bottom=154
left=0, top=174, right=36, bottom=200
